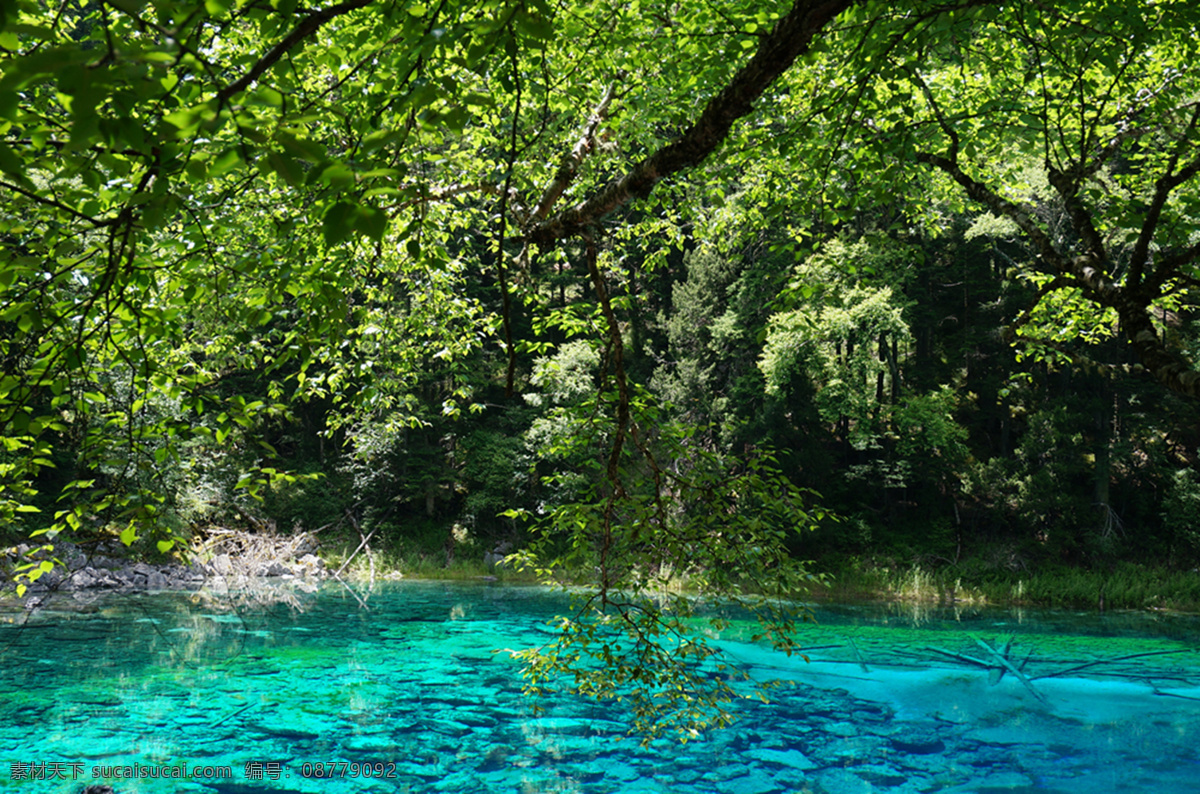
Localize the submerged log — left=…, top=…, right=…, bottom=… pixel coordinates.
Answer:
left=971, top=635, right=1050, bottom=707
left=848, top=638, right=870, bottom=673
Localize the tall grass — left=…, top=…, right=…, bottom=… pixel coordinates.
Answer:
left=1002, top=565, right=1200, bottom=611
left=817, top=558, right=1200, bottom=612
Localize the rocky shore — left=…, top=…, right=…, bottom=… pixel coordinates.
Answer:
left=2, top=528, right=329, bottom=598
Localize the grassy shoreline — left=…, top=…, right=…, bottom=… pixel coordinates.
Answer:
left=804, top=558, right=1200, bottom=613
left=6, top=527, right=1198, bottom=614
left=325, top=537, right=1200, bottom=614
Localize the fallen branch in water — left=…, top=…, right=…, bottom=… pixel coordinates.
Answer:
left=327, top=568, right=369, bottom=609
left=212, top=701, right=255, bottom=727
left=924, top=646, right=992, bottom=668
left=1032, top=649, right=1190, bottom=680
left=333, top=515, right=379, bottom=581
left=971, top=634, right=1050, bottom=707
left=1152, top=686, right=1200, bottom=702
left=848, top=638, right=870, bottom=673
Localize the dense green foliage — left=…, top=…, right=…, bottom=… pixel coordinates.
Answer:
left=4, top=0, right=1200, bottom=734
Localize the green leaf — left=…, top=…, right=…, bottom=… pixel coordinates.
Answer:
left=0, top=89, right=16, bottom=120
left=354, top=204, right=388, bottom=241
left=516, top=10, right=556, bottom=42
left=0, top=141, right=27, bottom=182
left=275, top=131, right=326, bottom=162
left=209, top=148, right=243, bottom=178
left=164, top=107, right=205, bottom=133
left=322, top=200, right=357, bottom=246
left=105, top=0, right=149, bottom=13
left=248, top=86, right=284, bottom=106
left=319, top=163, right=356, bottom=189
left=185, top=157, right=209, bottom=181
left=361, top=128, right=406, bottom=153
left=266, top=151, right=303, bottom=185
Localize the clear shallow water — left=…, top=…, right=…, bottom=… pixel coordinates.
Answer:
left=2, top=581, right=1199, bottom=794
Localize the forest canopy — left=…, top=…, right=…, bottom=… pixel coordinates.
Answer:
left=4, top=0, right=1200, bottom=734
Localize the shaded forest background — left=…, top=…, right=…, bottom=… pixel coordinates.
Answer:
left=18, top=199, right=1200, bottom=580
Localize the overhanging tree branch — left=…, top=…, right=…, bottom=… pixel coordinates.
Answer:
left=1046, top=165, right=1107, bottom=264
left=915, top=151, right=1068, bottom=273
left=0, top=179, right=119, bottom=227
left=1128, top=102, right=1200, bottom=290
left=382, top=181, right=525, bottom=219
left=528, top=77, right=622, bottom=224
left=525, top=0, right=854, bottom=246
left=215, top=0, right=374, bottom=105
left=917, top=150, right=1200, bottom=399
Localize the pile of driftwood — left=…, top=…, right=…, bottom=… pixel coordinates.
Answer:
left=198, top=526, right=325, bottom=581
left=180, top=526, right=328, bottom=611
left=197, top=504, right=390, bottom=608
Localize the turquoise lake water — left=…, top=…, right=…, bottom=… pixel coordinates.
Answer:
left=2, top=580, right=1199, bottom=793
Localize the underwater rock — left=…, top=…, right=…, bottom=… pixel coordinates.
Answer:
left=342, top=734, right=398, bottom=754
left=853, top=763, right=910, bottom=787
left=889, top=730, right=946, bottom=754
left=672, top=766, right=706, bottom=784
left=940, top=770, right=1035, bottom=792
left=716, top=768, right=781, bottom=794
left=823, top=720, right=859, bottom=737
left=602, top=761, right=643, bottom=782
left=745, top=747, right=818, bottom=770
left=392, top=760, right=449, bottom=781
left=521, top=716, right=597, bottom=736
left=444, top=710, right=498, bottom=729
left=963, top=725, right=1038, bottom=746
left=815, top=767, right=877, bottom=794
left=245, top=720, right=320, bottom=740
left=772, top=766, right=812, bottom=790
left=420, top=717, right=475, bottom=737
left=710, top=762, right=753, bottom=782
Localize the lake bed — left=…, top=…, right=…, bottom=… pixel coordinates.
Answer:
left=2, top=581, right=1198, bottom=793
